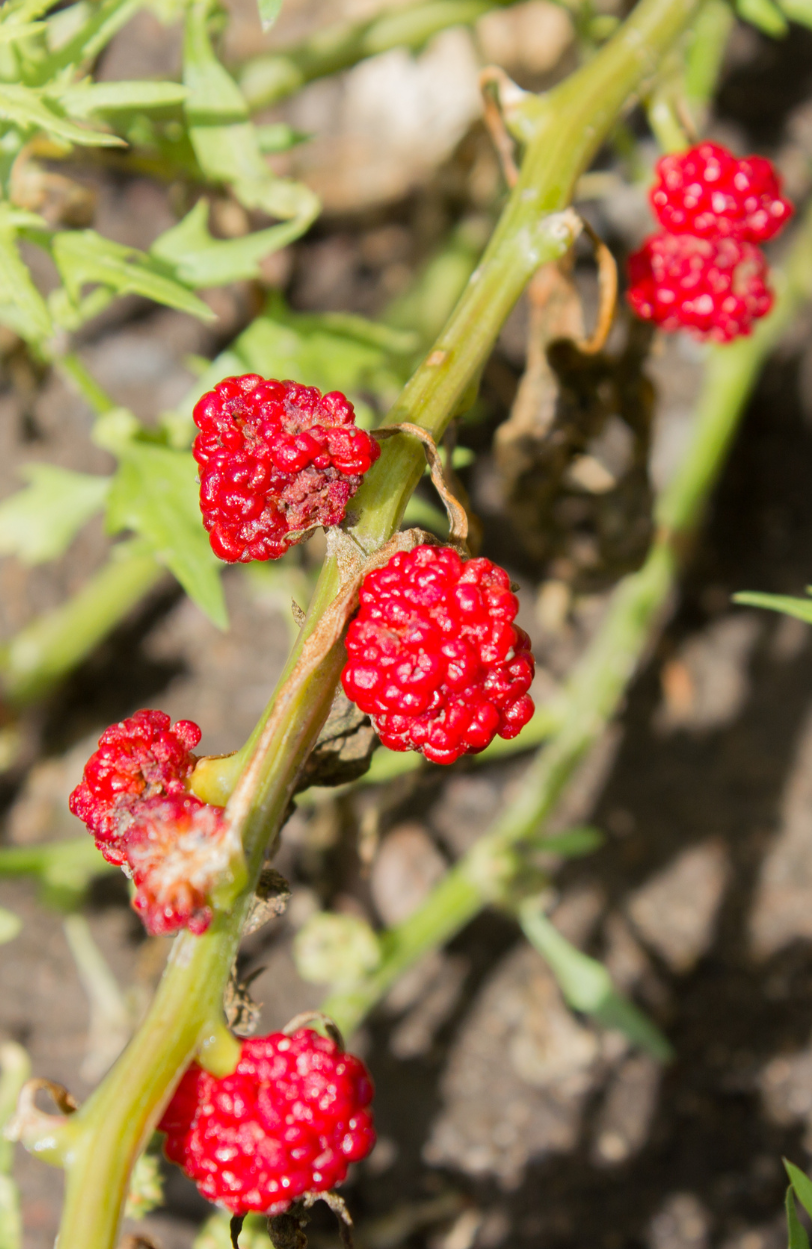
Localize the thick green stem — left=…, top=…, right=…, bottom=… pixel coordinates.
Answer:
left=322, top=202, right=812, bottom=1038
left=55, top=1, right=705, bottom=1242
left=0, top=542, right=164, bottom=706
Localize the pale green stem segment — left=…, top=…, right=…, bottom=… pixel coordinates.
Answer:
left=239, top=0, right=522, bottom=111
left=0, top=542, right=164, bottom=706
left=321, top=201, right=812, bottom=1039
left=0, top=1043, right=30, bottom=1249
left=54, top=1, right=705, bottom=1243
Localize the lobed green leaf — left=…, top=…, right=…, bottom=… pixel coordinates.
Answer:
left=518, top=901, right=673, bottom=1061
left=735, top=0, right=788, bottom=35
left=0, top=82, right=124, bottom=146
left=106, top=443, right=228, bottom=628
left=53, top=229, right=216, bottom=320
left=0, top=464, right=111, bottom=565
left=0, top=221, right=53, bottom=343
left=786, top=1161, right=812, bottom=1222
left=151, top=198, right=307, bottom=287
left=52, top=78, right=189, bottom=118
left=734, top=590, right=812, bottom=624
left=775, top=0, right=812, bottom=25
left=788, top=1188, right=811, bottom=1249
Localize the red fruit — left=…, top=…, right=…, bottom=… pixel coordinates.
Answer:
left=192, top=376, right=380, bottom=563
left=340, top=544, right=535, bottom=765
left=650, top=142, right=793, bottom=243
left=626, top=232, right=773, bottom=342
left=159, top=1028, right=376, bottom=1215
left=123, top=794, right=233, bottom=937
left=69, top=710, right=202, bottom=865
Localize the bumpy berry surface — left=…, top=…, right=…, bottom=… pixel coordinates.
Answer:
left=123, top=794, right=231, bottom=936
left=650, top=142, right=793, bottom=243
left=341, top=544, right=535, bottom=765
left=192, top=375, right=380, bottom=563
left=159, top=1028, right=376, bottom=1215
left=69, top=710, right=201, bottom=865
left=626, top=232, right=773, bottom=342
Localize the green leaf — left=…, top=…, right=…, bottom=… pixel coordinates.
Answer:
left=786, top=1161, right=812, bottom=1221
left=255, top=122, right=308, bottom=153
left=257, top=0, right=283, bottom=31
left=38, top=0, right=141, bottom=75
left=182, top=0, right=319, bottom=223
left=106, top=443, right=227, bottom=628
left=540, top=826, right=605, bottom=857
left=52, top=79, right=189, bottom=118
left=518, top=901, right=673, bottom=1062
left=0, top=83, right=124, bottom=147
left=735, top=0, right=788, bottom=35
left=787, top=1187, right=811, bottom=1249
left=0, top=465, right=110, bottom=565
left=151, top=198, right=307, bottom=287
left=52, top=230, right=215, bottom=321
left=0, top=225, right=52, bottom=344
left=775, top=0, right=812, bottom=26
left=0, top=20, right=46, bottom=43
left=734, top=590, right=812, bottom=624
left=0, top=908, right=21, bottom=945
left=167, top=297, right=410, bottom=447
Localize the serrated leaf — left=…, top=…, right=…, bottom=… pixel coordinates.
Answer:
left=0, top=227, right=52, bottom=343
left=257, top=0, right=282, bottom=31
left=788, top=1188, right=811, bottom=1249
left=0, top=465, right=110, bottom=564
left=0, top=84, right=124, bottom=147
left=53, top=230, right=215, bottom=321
left=519, top=902, right=673, bottom=1062
left=775, top=0, right=812, bottom=25
left=53, top=79, right=188, bottom=118
left=736, top=0, right=788, bottom=35
left=151, top=198, right=308, bottom=287
left=734, top=590, right=812, bottom=624
left=106, top=443, right=227, bottom=628
left=787, top=1161, right=812, bottom=1221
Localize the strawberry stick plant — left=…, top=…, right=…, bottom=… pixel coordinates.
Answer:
left=5, top=0, right=812, bottom=1245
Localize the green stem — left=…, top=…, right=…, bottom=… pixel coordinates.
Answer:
left=55, top=0, right=704, bottom=1242
left=239, top=0, right=522, bottom=111
left=0, top=543, right=164, bottom=706
left=321, top=202, right=812, bottom=1038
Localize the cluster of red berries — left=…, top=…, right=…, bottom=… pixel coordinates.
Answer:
left=341, top=544, right=535, bottom=764
left=627, top=142, right=793, bottom=341
left=159, top=1027, right=376, bottom=1215
left=193, top=375, right=380, bottom=563
left=69, top=710, right=227, bottom=935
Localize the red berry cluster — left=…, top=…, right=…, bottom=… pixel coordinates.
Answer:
left=628, top=142, right=792, bottom=341
left=159, top=1028, right=376, bottom=1215
left=69, top=711, right=228, bottom=936
left=193, top=376, right=380, bottom=563
left=341, top=544, right=535, bottom=765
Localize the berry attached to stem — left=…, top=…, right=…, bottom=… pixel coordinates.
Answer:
left=158, top=1028, right=375, bottom=1215
left=69, top=710, right=202, bottom=865
left=341, top=544, right=535, bottom=764
left=193, top=376, right=381, bottom=564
